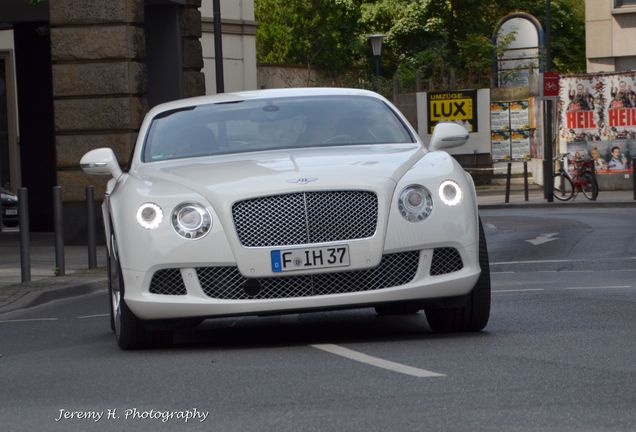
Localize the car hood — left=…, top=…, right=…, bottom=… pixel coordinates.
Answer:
left=134, top=144, right=424, bottom=200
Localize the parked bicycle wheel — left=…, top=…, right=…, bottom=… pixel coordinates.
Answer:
left=580, top=172, right=598, bottom=201
left=553, top=173, right=574, bottom=201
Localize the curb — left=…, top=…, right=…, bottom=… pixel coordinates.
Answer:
left=0, top=278, right=107, bottom=317
left=478, top=200, right=636, bottom=209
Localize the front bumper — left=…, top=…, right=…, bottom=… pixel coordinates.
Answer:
left=123, top=247, right=480, bottom=320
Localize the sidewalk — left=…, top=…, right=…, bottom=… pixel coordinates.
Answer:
left=476, top=186, right=636, bottom=208
left=0, top=231, right=108, bottom=315
left=0, top=188, right=635, bottom=315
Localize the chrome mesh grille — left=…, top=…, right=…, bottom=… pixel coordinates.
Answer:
left=430, top=248, right=463, bottom=276
left=197, top=251, right=419, bottom=300
left=149, top=269, right=187, bottom=295
left=232, top=191, right=378, bottom=247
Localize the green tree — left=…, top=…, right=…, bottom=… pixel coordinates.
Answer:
left=255, top=0, right=362, bottom=79
left=255, top=0, right=586, bottom=91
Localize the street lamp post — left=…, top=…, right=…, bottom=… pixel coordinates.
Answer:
left=368, top=34, right=384, bottom=78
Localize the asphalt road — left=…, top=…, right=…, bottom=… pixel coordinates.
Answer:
left=1, top=207, right=635, bottom=432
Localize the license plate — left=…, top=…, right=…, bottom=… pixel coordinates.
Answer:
left=5, top=209, right=17, bottom=216
left=271, top=245, right=350, bottom=273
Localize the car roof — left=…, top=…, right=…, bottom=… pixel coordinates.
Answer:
left=146, top=88, right=384, bottom=118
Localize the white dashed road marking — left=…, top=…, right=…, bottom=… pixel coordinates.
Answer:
left=311, top=344, right=445, bottom=378
left=493, top=288, right=545, bottom=293
left=0, top=318, right=58, bottom=323
left=77, top=314, right=109, bottom=319
left=565, top=285, right=632, bottom=291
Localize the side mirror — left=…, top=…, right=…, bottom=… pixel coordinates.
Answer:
left=80, top=148, right=123, bottom=179
left=429, top=122, right=469, bottom=151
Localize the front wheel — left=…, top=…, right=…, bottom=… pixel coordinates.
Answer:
left=552, top=173, right=574, bottom=201
left=424, top=218, right=491, bottom=332
left=109, top=236, right=172, bottom=350
left=580, top=172, right=598, bottom=201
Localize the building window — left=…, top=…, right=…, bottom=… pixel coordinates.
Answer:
left=613, top=0, right=636, bottom=13
left=615, top=0, right=636, bottom=7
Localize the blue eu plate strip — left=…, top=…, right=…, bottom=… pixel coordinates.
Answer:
left=271, top=250, right=282, bottom=273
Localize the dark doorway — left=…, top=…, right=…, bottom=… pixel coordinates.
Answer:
left=14, top=22, right=56, bottom=232
left=0, top=56, right=10, bottom=189
left=145, top=3, right=184, bottom=107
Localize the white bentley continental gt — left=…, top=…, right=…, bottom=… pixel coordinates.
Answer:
left=80, top=88, right=490, bottom=349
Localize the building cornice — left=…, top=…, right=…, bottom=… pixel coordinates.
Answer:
left=201, top=18, right=256, bottom=36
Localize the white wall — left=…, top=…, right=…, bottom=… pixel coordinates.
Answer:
left=201, top=0, right=257, bottom=93
left=0, top=29, right=18, bottom=128
left=416, top=89, right=491, bottom=155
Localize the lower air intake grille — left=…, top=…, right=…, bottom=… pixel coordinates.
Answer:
left=149, top=269, right=187, bottom=295
left=197, top=251, right=420, bottom=300
left=430, top=247, right=463, bottom=276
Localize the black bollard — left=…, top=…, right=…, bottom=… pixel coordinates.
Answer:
left=523, top=161, right=529, bottom=202
left=18, top=188, right=30, bottom=283
left=53, top=186, right=65, bottom=276
left=633, top=167, right=636, bottom=201
left=86, top=185, right=97, bottom=269
left=505, top=162, right=512, bottom=204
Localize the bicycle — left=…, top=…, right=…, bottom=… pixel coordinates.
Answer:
left=552, top=153, right=599, bottom=201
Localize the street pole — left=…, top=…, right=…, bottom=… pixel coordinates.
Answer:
left=19, top=188, right=30, bottom=283
left=213, top=0, right=224, bottom=93
left=544, top=0, right=554, bottom=202
left=368, top=34, right=384, bottom=92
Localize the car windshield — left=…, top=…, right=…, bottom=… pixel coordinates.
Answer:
left=142, top=95, right=415, bottom=162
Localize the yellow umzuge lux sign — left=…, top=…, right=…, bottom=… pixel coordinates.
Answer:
left=427, top=90, right=478, bottom=134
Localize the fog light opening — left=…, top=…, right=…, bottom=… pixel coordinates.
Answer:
left=243, top=279, right=262, bottom=297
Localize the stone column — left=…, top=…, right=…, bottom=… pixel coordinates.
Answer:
left=183, top=0, right=205, bottom=97
left=49, top=0, right=148, bottom=242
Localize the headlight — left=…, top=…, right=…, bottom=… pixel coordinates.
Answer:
left=1, top=193, right=17, bottom=203
left=136, top=203, right=163, bottom=229
left=398, top=185, right=433, bottom=222
left=439, top=180, right=462, bottom=206
left=172, top=202, right=212, bottom=239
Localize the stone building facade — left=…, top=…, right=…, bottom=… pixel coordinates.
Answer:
left=0, top=0, right=256, bottom=239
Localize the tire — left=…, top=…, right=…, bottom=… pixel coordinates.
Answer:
left=580, top=172, right=598, bottom=201
left=107, top=239, right=116, bottom=333
left=552, top=173, right=574, bottom=201
left=109, top=235, right=172, bottom=350
left=375, top=303, right=421, bottom=316
left=424, top=218, right=491, bottom=333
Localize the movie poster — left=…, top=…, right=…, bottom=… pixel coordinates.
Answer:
left=559, top=73, right=635, bottom=174
left=490, top=102, right=510, bottom=130
left=490, top=100, right=530, bottom=161
left=511, top=129, right=531, bottom=160
left=491, top=130, right=510, bottom=161
left=510, top=101, right=530, bottom=129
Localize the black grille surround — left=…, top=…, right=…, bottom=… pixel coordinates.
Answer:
left=430, top=247, right=464, bottom=276
left=196, top=251, right=419, bottom=300
left=232, top=191, right=378, bottom=247
left=147, top=248, right=465, bottom=298
left=149, top=269, right=187, bottom=295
